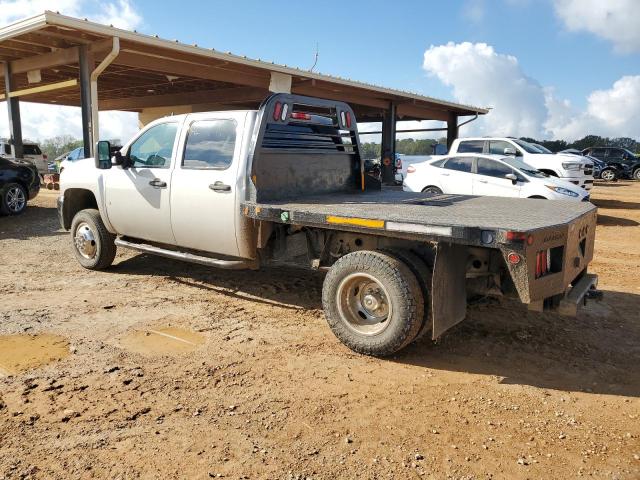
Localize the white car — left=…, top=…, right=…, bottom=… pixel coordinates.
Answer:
left=403, top=153, right=589, bottom=201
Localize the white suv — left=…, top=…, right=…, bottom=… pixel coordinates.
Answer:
left=449, top=138, right=594, bottom=191
left=0, top=140, right=48, bottom=176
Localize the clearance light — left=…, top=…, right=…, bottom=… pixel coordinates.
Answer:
left=507, top=252, right=521, bottom=265
left=345, top=111, right=352, bottom=128
left=291, top=112, right=310, bottom=120
left=506, top=231, right=534, bottom=245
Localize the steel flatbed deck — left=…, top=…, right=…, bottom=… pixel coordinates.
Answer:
left=242, top=190, right=596, bottom=243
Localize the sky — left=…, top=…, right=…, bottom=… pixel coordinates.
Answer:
left=0, top=0, right=638, bottom=143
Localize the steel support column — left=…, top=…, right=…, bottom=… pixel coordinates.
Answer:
left=447, top=112, right=459, bottom=150
left=3, top=62, right=23, bottom=158
left=79, top=45, right=93, bottom=159
left=381, top=102, right=396, bottom=185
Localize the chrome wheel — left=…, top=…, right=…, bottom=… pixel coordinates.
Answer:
left=422, top=186, right=442, bottom=195
left=73, top=222, right=97, bottom=259
left=601, top=169, right=615, bottom=181
left=336, top=273, right=392, bottom=336
left=6, top=185, right=26, bottom=213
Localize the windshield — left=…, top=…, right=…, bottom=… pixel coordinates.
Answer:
left=500, top=156, right=547, bottom=178
left=533, top=144, right=552, bottom=154
left=513, top=139, right=545, bottom=154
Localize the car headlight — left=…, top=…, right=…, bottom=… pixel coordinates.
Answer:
left=561, top=162, right=581, bottom=171
left=546, top=185, right=579, bottom=197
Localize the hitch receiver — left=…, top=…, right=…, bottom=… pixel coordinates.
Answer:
left=558, top=273, right=600, bottom=317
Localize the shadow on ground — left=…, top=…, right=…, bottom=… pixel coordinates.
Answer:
left=112, top=253, right=639, bottom=398
left=597, top=214, right=639, bottom=227
left=0, top=205, right=65, bottom=241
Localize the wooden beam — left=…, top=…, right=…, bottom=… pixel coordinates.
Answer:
left=6, top=46, right=79, bottom=75
left=0, top=79, right=78, bottom=100
left=292, top=83, right=389, bottom=110
left=99, top=86, right=268, bottom=110
left=396, top=102, right=449, bottom=122
left=113, top=50, right=270, bottom=89
left=8, top=32, right=73, bottom=49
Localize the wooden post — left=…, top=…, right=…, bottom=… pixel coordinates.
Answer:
left=3, top=62, right=23, bottom=158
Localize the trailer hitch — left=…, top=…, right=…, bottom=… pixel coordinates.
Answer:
left=584, top=288, right=603, bottom=304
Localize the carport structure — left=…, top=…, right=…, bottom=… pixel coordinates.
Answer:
left=0, top=11, right=487, bottom=181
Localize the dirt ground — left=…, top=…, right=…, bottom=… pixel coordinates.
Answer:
left=1, top=183, right=639, bottom=480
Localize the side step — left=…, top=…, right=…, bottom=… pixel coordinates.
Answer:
left=115, top=238, right=258, bottom=270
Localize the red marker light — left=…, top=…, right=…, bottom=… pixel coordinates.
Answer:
left=506, top=231, right=527, bottom=242
left=345, top=111, right=352, bottom=128
left=273, top=102, right=282, bottom=121
left=291, top=112, right=311, bottom=120
left=507, top=252, right=521, bottom=265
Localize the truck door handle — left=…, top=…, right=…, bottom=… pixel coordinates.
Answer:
left=149, top=179, right=167, bottom=188
left=209, top=181, right=231, bottom=192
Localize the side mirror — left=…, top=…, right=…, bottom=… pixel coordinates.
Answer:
left=505, top=173, right=518, bottom=184
left=503, top=147, right=517, bottom=156
left=95, top=141, right=112, bottom=169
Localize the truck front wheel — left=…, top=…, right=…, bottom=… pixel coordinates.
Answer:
left=322, top=250, right=424, bottom=356
left=70, top=209, right=116, bottom=270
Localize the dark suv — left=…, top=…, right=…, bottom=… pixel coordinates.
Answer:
left=582, top=147, right=640, bottom=180
left=0, top=156, right=40, bottom=215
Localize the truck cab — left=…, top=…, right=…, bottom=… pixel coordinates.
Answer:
left=451, top=137, right=594, bottom=191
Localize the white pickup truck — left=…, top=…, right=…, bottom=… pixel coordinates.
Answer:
left=58, top=94, right=600, bottom=356
left=449, top=137, right=594, bottom=191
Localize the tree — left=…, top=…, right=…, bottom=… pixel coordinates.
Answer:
left=40, top=135, right=83, bottom=160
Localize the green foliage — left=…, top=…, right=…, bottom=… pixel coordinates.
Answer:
left=520, top=135, right=639, bottom=154
left=361, top=138, right=441, bottom=158
left=40, top=135, right=83, bottom=160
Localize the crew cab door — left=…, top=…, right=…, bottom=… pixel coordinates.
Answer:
left=472, top=157, right=522, bottom=197
left=104, top=121, right=179, bottom=244
left=438, top=156, right=474, bottom=194
left=169, top=112, right=245, bottom=256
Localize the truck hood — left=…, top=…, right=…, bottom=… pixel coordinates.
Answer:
left=531, top=153, right=589, bottom=165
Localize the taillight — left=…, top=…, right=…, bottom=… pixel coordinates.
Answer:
left=273, top=102, right=282, bottom=121
left=506, top=231, right=534, bottom=245
left=345, top=111, right=351, bottom=128
left=407, top=166, right=416, bottom=174
left=535, top=250, right=550, bottom=278
left=291, top=112, right=311, bottom=120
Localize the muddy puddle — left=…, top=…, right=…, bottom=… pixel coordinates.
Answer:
left=0, top=334, right=69, bottom=376
left=119, top=327, right=205, bottom=356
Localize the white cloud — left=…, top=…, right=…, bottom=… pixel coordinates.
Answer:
left=553, top=0, right=640, bottom=53
left=423, top=42, right=640, bottom=141
left=423, top=42, right=548, bottom=138
left=0, top=102, right=139, bottom=144
left=0, top=0, right=142, bottom=30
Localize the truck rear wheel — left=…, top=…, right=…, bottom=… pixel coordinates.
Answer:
left=70, top=209, right=116, bottom=270
left=382, top=248, right=433, bottom=342
left=322, top=250, right=424, bottom=356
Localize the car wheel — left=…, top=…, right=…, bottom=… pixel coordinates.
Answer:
left=0, top=182, right=28, bottom=215
left=322, top=250, right=424, bottom=356
left=633, top=168, right=640, bottom=181
left=422, top=186, right=443, bottom=195
left=600, top=169, right=616, bottom=182
left=70, top=209, right=117, bottom=270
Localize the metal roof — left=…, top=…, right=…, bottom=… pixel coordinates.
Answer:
left=0, top=11, right=488, bottom=122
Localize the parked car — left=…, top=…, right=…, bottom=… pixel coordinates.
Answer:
left=57, top=146, right=86, bottom=173
left=449, top=137, right=594, bottom=191
left=58, top=94, right=599, bottom=356
left=559, top=148, right=619, bottom=182
left=582, top=146, right=640, bottom=180
left=0, top=156, right=40, bottom=215
left=403, top=153, right=589, bottom=201
left=0, top=140, right=48, bottom=176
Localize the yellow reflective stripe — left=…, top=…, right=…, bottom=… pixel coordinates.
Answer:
left=326, top=215, right=384, bottom=229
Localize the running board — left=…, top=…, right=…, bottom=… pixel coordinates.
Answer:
left=115, top=238, right=258, bottom=270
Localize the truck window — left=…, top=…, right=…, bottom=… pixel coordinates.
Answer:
left=477, top=157, right=512, bottom=178
left=182, top=119, right=237, bottom=170
left=23, top=144, right=42, bottom=155
left=457, top=140, right=484, bottom=153
left=443, top=157, right=473, bottom=173
left=488, top=140, right=513, bottom=155
left=129, top=122, right=178, bottom=168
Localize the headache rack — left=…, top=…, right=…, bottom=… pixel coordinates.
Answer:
left=248, top=94, right=371, bottom=202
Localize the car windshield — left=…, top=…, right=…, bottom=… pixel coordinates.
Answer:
left=513, top=139, right=545, bottom=154
left=533, top=144, right=552, bottom=154
left=500, top=156, right=547, bottom=177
